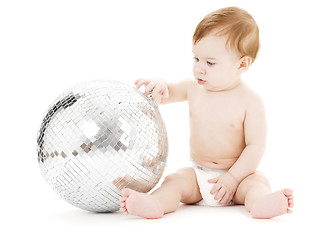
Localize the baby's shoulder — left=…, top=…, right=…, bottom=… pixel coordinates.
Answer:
left=182, top=78, right=198, bottom=95
left=238, top=83, right=264, bottom=108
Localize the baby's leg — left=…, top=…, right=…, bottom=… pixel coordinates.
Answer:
left=233, top=172, right=294, bottom=219
left=120, top=167, right=202, bottom=219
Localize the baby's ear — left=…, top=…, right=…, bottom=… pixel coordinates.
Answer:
left=238, top=56, right=252, bottom=71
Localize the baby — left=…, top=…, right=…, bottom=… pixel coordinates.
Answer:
left=119, top=7, right=294, bottom=219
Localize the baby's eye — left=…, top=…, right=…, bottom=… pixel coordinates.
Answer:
left=207, top=61, right=215, bottom=66
left=194, top=57, right=199, bottom=62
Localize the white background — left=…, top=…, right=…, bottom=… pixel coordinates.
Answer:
left=1, top=0, right=334, bottom=239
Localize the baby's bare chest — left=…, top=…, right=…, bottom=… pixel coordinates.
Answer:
left=188, top=94, right=246, bottom=131
left=188, top=93, right=246, bottom=160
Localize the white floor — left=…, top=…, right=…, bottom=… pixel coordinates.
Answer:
left=2, top=181, right=333, bottom=240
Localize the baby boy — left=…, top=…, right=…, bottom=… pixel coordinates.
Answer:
left=119, top=7, right=294, bottom=219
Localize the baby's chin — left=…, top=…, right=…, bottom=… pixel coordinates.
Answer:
left=203, top=84, right=227, bottom=92
left=207, top=81, right=242, bottom=92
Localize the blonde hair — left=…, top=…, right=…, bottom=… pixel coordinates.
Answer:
left=193, top=7, right=260, bottom=62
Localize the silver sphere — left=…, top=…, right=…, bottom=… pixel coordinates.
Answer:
left=37, top=80, right=168, bottom=212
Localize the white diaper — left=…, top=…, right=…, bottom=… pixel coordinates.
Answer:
left=192, top=161, right=234, bottom=207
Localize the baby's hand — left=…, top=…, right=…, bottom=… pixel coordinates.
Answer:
left=134, top=78, right=169, bottom=104
left=208, top=172, right=239, bottom=205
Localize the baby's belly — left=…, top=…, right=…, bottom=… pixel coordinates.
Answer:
left=192, top=156, right=238, bottom=170
left=190, top=134, right=245, bottom=170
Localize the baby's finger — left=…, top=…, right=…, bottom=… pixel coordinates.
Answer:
left=220, top=192, right=232, bottom=204
left=134, top=79, right=142, bottom=85
left=161, top=89, right=169, bottom=103
left=135, top=79, right=149, bottom=89
left=209, top=182, right=220, bottom=195
left=214, top=187, right=226, bottom=201
left=134, top=79, right=144, bottom=87
left=144, top=82, right=156, bottom=95
left=210, top=186, right=219, bottom=195
left=151, top=91, right=162, bottom=104
left=151, top=84, right=162, bottom=98
left=162, top=88, right=169, bottom=99
left=208, top=177, right=218, bottom=184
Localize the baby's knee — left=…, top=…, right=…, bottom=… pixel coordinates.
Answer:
left=245, top=171, right=270, bottom=188
left=163, top=168, right=193, bottom=183
left=163, top=173, right=181, bottom=183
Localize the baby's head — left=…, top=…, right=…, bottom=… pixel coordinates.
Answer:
left=192, top=7, right=260, bottom=91
left=194, top=7, right=259, bottom=62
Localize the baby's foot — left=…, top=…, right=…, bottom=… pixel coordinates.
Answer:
left=119, top=188, right=164, bottom=219
left=250, top=189, right=294, bottom=219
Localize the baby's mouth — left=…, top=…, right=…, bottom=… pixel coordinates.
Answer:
left=197, top=78, right=206, bottom=85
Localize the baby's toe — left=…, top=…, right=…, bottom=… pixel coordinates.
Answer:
left=282, top=188, right=293, bottom=197
left=121, top=188, right=132, bottom=197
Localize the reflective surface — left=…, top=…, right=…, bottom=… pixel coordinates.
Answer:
left=37, top=80, right=168, bottom=212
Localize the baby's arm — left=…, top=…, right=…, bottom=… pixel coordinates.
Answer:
left=134, top=78, right=192, bottom=104
left=228, top=94, right=267, bottom=182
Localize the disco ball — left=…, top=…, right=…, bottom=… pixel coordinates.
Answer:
left=37, top=80, right=168, bottom=212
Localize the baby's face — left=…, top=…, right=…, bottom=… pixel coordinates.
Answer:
left=192, top=35, right=242, bottom=91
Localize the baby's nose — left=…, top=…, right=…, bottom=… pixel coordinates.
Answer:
left=196, top=64, right=206, bottom=75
